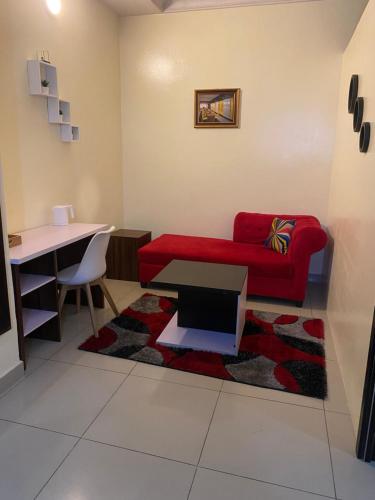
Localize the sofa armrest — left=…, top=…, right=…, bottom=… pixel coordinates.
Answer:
left=289, top=224, right=327, bottom=261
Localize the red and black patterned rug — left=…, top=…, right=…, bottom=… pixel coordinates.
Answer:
left=79, top=293, right=327, bottom=399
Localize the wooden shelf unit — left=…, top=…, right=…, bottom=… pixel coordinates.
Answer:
left=106, top=229, right=152, bottom=281
left=22, top=308, right=58, bottom=337
left=12, top=252, right=61, bottom=366
left=20, top=274, right=56, bottom=296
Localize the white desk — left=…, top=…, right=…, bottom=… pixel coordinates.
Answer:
left=10, top=223, right=108, bottom=264
left=10, top=223, right=108, bottom=368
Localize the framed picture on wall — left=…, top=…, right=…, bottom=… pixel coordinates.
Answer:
left=194, top=89, right=240, bottom=128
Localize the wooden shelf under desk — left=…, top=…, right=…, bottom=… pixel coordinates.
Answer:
left=22, top=308, right=58, bottom=337
left=12, top=252, right=61, bottom=367
left=20, top=274, right=56, bottom=296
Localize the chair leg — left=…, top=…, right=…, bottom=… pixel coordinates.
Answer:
left=76, top=288, right=81, bottom=314
left=98, top=278, right=119, bottom=316
left=85, top=284, right=98, bottom=337
left=58, top=285, right=68, bottom=315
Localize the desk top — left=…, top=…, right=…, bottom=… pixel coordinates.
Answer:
left=9, top=223, right=108, bottom=265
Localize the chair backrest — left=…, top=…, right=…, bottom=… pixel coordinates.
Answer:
left=73, top=226, right=115, bottom=283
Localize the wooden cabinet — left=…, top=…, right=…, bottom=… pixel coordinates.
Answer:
left=106, top=229, right=151, bottom=281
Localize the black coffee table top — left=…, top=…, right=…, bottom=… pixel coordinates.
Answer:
left=151, top=260, right=247, bottom=294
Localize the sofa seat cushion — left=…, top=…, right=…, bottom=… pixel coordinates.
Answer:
left=138, top=234, right=293, bottom=279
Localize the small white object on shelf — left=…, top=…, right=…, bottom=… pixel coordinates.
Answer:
left=20, top=274, right=56, bottom=296
left=47, top=98, right=71, bottom=124
left=22, top=308, right=58, bottom=337
left=52, top=205, right=75, bottom=226
left=60, top=124, right=80, bottom=142
left=27, top=60, right=58, bottom=98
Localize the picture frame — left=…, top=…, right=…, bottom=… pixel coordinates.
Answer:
left=194, top=88, right=240, bottom=128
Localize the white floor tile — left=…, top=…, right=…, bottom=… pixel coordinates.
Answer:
left=37, top=439, right=195, bottom=500
left=246, top=299, right=313, bottom=318
left=0, top=357, right=47, bottom=401
left=222, top=380, right=324, bottom=410
left=326, top=411, right=375, bottom=500
left=51, top=330, right=136, bottom=374
left=104, top=278, right=138, bottom=301
left=0, top=360, right=125, bottom=436
left=24, top=356, right=47, bottom=376
left=132, top=363, right=222, bottom=391
left=200, top=392, right=335, bottom=497
left=26, top=337, right=69, bottom=360
left=84, top=375, right=218, bottom=464
left=311, top=308, right=328, bottom=321
left=106, top=287, right=153, bottom=313
left=324, top=360, right=349, bottom=414
left=0, top=420, right=77, bottom=500
left=190, top=468, right=332, bottom=500
left=25, top=306, right=95, bottom=360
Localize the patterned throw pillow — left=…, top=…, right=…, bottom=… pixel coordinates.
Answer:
left=264, top=218, right=296, bottom=255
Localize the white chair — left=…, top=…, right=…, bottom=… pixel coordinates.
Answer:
left=57, top=226, right=119, bottom=337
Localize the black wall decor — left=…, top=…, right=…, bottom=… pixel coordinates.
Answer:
left=360, top=122, right=371, bottom=153
left=348, top=74, right=359, bottom=113
left=353, top=97, right=364, bottom=132
left=347, top=75, right=371, bottom=152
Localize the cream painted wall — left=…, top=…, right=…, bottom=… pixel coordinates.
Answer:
left=120, top=0, right=367, bottom=242
left=0, top=0, right=123, bottom=233
left=327, top=0, right=375, bottom=433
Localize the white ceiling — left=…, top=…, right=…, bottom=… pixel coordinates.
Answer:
left=101, top=0, right=319, bottom=16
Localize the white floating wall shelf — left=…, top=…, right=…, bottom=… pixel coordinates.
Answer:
left=60, top=124, right=80, bottom=143
left=27, top=60, right=58, bottom=98
left=27, top=59, right=79, bottom=142
left=47, top=98, right=71, bottom=124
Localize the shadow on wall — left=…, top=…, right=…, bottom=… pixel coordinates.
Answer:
left=309, top=227, right=334, bottom=311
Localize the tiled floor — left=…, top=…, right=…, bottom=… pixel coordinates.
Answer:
left=0, top=279, right=374, bottom=499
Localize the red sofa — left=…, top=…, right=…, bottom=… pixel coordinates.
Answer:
left=138, top=212, right=327, bottom=305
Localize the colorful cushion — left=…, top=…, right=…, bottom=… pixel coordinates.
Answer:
left=264, top=218, right=296, bottom=255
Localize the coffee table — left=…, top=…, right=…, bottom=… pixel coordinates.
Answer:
left=151, top=260, right=248, bottom=355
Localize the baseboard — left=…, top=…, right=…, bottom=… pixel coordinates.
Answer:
left=0, top=361, right=24, bottom=397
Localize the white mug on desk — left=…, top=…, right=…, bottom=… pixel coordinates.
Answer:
left=52, top=205, right=75, bottom=226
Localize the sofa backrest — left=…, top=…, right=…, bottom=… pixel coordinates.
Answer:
left=233, top=212, right=320, bottom=245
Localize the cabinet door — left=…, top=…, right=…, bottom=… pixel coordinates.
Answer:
left=0, top=209, right=11, bottom=335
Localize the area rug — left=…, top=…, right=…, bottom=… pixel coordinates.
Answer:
left=79, top=293, right=327, bottom=399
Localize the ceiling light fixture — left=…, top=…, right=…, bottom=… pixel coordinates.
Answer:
left=46, top=0, right=62, bottom=15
